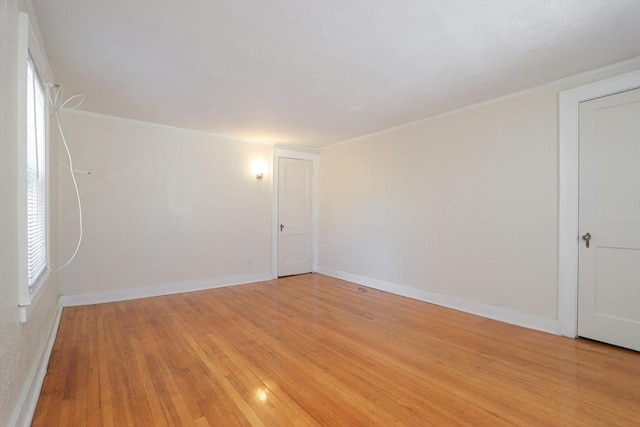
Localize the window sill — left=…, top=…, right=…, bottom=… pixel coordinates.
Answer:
left=19, top=266, right=51, bottom=323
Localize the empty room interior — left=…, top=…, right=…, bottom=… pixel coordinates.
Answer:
left=2, top=0, right=640, bottom=426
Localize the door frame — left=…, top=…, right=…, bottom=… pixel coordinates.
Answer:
left=272, top=146, right=320, bottom=278
left=558, top=70, right=640, bottom=337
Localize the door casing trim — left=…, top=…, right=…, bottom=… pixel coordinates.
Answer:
left=558, top=70, right=640, bottom=337
left=272, top=148, right=320, bottom=278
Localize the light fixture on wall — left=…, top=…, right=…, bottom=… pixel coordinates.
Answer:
left=251, top=158, right=267, bottom=180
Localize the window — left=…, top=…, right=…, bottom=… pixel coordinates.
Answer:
left=25, top=53, right=48, bottom=291
left=17, top=11, right=51, bottom=319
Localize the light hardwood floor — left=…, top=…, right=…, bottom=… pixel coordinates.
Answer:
left=33, top=274, right=640, bottom=426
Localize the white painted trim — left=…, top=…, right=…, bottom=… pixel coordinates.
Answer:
left=558, top=70, right=640, bottom=337
left=16, top=10, right=55, bottom=314
left=319, top=267, right=559, bottom=335
left=23, top=0, right=53, bottom=83
left=323, top=57, right=640, bottom=150
left=273, top=143, right=320, bottom=154
left=17, top=12, right=30, bottom=306
left=10, top=299, right=64, bottom=427
left=272, top=148, right=320, bottom=278
left=59, top=272, right=273, bottom=307
left=271, top=152, right=278, bottom=278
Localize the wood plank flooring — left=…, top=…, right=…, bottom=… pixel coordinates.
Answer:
left=33, top=273, right=640, bottom=426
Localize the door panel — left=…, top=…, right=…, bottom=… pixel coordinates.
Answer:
left=578, top=88, right=640, bottom=351
left=278, top=158, right=313, bottom=277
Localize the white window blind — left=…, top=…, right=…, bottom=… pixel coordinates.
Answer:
left=26, top=54, right=47, bottom=289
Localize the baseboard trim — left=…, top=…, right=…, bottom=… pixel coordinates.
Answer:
left=318, top=267, right=559, bottom=335
left=59, top=272, right=274, bottom=307
left=11, top=299, right=64, bottom=427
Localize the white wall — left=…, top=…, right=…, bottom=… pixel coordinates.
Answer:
left=319, top=59, right=640, bottom=323
left=57, top=110, right=273, bottom=298
left=0, top=2, right=60, bottom=426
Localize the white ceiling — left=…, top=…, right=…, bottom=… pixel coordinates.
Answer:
left=32, top=0, right=640, bottom=148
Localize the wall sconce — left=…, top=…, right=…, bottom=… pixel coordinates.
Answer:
left=251, top=158, right=267, bottom=180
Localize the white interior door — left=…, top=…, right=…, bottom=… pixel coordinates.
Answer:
left=578, top=87, right=640, bottom=351
left=278, top=158, right=313, bottom=277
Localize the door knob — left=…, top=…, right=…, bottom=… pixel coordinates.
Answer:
left=582, top=232, right=591, bottom=248
left=280, top=224, right=284, bottom=232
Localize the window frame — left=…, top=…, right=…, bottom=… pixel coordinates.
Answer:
left=17, top=11, right=52, bottom=310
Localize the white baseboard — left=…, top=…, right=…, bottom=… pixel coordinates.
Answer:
left=59, top=272, right=273, bottom=307
left=11, top=299, right=64, bottom=427
left=318, top=267, right=559, bottom=335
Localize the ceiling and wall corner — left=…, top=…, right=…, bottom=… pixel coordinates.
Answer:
left=31, top=0, right=640, bottom=147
